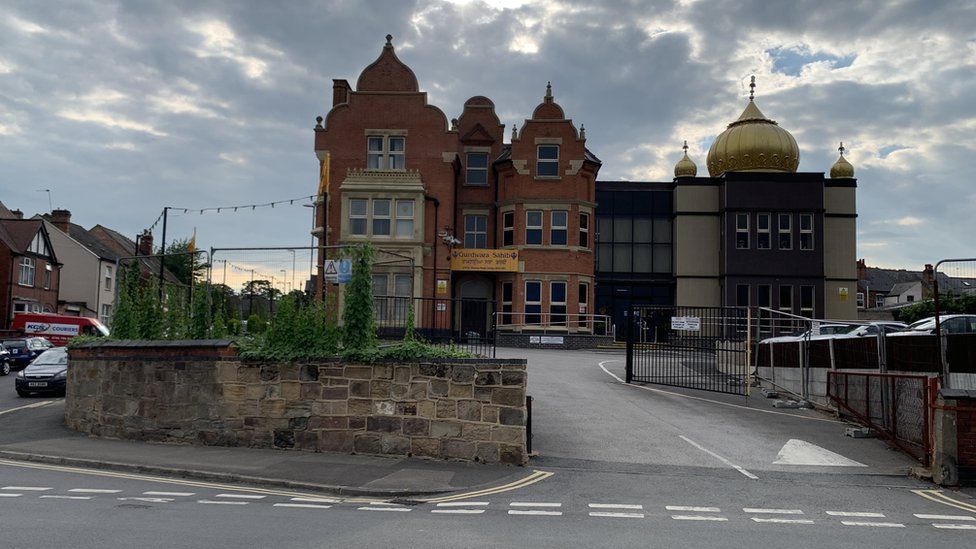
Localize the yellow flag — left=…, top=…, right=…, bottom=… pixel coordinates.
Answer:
left=317, top=152, right=330, bottom=196
left=188, top=227, right=196, bottom=253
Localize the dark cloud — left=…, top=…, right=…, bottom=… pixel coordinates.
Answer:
left=0, top=0, right=972, bottom=271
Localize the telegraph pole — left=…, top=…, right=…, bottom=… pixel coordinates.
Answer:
left=158, top=207, right=169, bottom=301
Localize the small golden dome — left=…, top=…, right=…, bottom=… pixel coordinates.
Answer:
left=706, top=77, right=800, bottom=177
left=674, top=141, right=698, bottom=178
left=830, top=142, right=855, bottom=178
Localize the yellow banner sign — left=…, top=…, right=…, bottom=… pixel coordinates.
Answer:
left=450, top=249, right=519, bottom=272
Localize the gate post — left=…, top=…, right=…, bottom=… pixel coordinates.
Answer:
left=625, top=307, right=634, bottom=384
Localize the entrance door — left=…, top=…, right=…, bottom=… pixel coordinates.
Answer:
left=457, top=277, right=492, bottom=338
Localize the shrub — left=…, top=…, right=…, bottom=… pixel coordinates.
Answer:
left=341, top=242, right=376, bottom=354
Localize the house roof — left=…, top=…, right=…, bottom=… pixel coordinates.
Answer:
left=88, top=224, right=181, bottom=284
left=888, top=281, right=919, bottom=296
left=0, top=219, right=58, bottom=264
left=861, top=267, right=925, bottom=294
left=0, top=201, right=16, bottom=220
left=66, top=223, right=120, bottom=262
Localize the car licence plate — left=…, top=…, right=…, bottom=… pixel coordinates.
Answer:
left=9, top=349, right=18, bottom=354
left=28, top=382, right=47, bottom=387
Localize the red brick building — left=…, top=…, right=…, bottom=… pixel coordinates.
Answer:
left=0, top=218, right=61, bottom=328
left=312, top=35, right=600, bottom=336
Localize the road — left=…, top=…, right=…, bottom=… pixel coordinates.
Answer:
left=2, top=350, right=976, bottom=547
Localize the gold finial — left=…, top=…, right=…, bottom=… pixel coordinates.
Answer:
left=682, top=140, right=689, bottom=153
left=580, top=124, right=586, bottom=139
left=511, top=123, right=518, bottom=140
left=838, top=141, right=845, bottom=156
left=545, top=81, right=552, bottom=100
left=749, top=75, right=756, bottom=101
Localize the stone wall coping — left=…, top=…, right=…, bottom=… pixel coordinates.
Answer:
left=238, top=357, right=527, bottom=366
left=71, top=339, right=237, bottom=349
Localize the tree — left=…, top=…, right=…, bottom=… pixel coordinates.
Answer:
left=162, top=238, right=207, bottom=286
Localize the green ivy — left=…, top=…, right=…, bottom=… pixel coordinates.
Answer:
left=341, top=242, right=376, bottom=354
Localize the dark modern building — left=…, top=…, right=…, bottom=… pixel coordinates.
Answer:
left=596, top=79, right=858, bottom=337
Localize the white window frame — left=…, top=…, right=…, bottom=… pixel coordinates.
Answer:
left=502, top=211, right=514, bottom=246
left=876, top=294, right=884, bottom=308
left=525, top=210, right=543, bottom=245
left=579, top=213, right=589, bottom=248
left=366, top=135, right=406, bottom=171
left=800, top=213, right=814, bottom=250
left=525, top=280, right=542, bottom=325
left=537, top=145, right=559, bottom=177
left=372, top=199, right=391, bottom=236
left=550, top=211, right=568, bottom=246
left=18, top=257, right=35, bottom=286
left=550, top=281, right=567, bottom=326
left=578, top=282, right=589, bottom=329
left=349, top=198, right=368, bottom=235
left=800, top=285, right=815, bottom=317
left=463, top=214, right=487, bottom=249
left=43, top=264, right=52, bottom=290
left=757, top=213, right=771, bottom=250
left=735, top=213, right=749, bottom=249
left=101, top=304, right=112, bottom=325
left=395, top=200, right=414, bottom=238
left=104, top=265, right=113, bottom=291
left=778, top=213, right=793, bottom=250
left=465, top=151, right=489, bottom=186
left=856, top=292, right=865, bottom=308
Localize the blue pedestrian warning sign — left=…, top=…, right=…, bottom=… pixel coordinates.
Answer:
left=337, top=259, right=352, bottom=283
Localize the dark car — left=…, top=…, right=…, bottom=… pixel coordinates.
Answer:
left=0, top=344, right=10, bottom=376
left=2, top=337, right=54, bottom=370
left=15, top=347, right=68, bottom=397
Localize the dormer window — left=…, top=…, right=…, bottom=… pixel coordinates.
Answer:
left=465, top=152, right=489, bottom=185
left=537, top=145, right=559, bottom=177
left=367, top=135, right=405, bottom=170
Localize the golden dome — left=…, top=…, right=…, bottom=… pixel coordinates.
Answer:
left=674, top=141, right=698, bottom=178
left=706, top=77, right=800, bottom=177
left=830, top=142, right=855, bottom=178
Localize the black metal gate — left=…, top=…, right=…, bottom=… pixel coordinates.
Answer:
left=625, top=305, right=751, bottom=395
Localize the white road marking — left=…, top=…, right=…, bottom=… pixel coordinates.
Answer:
left=198, top=500, right=249, bottom=505
left=509, top=502, right=562, bottom=507
left=357, top=506, right=411, bottom=512
left=0, top=493, right=22, bottom=497
left=841, top=521, right=905, bottom=528
left=215, top=494, right=266, bottom=499
left=671, top=515, right=728, bottom=522
left=914, top=513, right=976, bottom=521
left=432, top=509, right=486, bottom=514
left=589, top=511, right=645, bottom=519
left=666, top=506, right=720, bottom=512
left=436, top=502, right=490, bottom=507
left=0, top=400, right=55, bottom=416
left=274, top=503, right=332, bottom=509
left=751, top=517, right=815, bottom=524
left=291, top=497, right=339, bottom=503
left=933, top=524, right=976, bottom=530
left=68, top=489, right=122, bottom=494
left=773, top=439, right=867, bottom=467
left=678, top=435, right=759, bottom=480
left=2, top=486, right=51, bottom=491
left=743, top=508, right=804, bottom=515
left=508, top=510, right=563, bottom=516
left=39, top=495, right=92, bottom=500
left=826, top=511, right=886, bottom=518
left=596, top=360, right=843, bottom=424
left=589, top=503, right=643, bottom=510
left=118, top=497, right=174, bottom=503
left=144, top=491, right=195, bottom=497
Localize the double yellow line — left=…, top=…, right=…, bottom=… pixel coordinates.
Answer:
left=912, top=489, right=976, bottom=514
left=421, top=469, right=554, bottom=504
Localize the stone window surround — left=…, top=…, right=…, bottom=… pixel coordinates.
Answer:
left=536, top=143, right=560, bottom=180
left=364, top=129, right=408, bottom=171
left=463, top=146, right=491, bottom=186
left=341, top=193, right=422, bottom=242
left=498, top=203, right=594, bottom=251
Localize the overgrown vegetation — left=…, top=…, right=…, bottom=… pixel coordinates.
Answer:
left=893, top=293, right=976, bottom=324
left=95, top=242, right=472, bottom=362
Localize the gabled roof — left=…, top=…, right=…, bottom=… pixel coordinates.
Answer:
left=888, top=281, right=919, bottom=296
left=861, top=267, right=924, bottom=294
left=0, top=201, right=16, bottom=220
left=89, top=224, right=181, bottom=284
left=0, top=219, right=58, bottom=264
left=66, top=223, right=120, bottom=262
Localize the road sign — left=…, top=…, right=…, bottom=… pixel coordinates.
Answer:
left=337, top=259, right=352, bottom=283
left=323, top=260, right=339, bottom=282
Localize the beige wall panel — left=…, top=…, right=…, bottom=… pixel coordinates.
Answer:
left=823, top=217, right=857, bottom=279
left=825, top=280, right=858, bottom=320
left=675, top=186, right=720, bottom=212
left=674, top=217, right=720, bottom=276
left=676, top=278, right=721, bottom=307
left=824, top=187, right=856, bottom=215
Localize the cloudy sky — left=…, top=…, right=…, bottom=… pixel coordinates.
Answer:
left=1, top=0, right=974, bottom=279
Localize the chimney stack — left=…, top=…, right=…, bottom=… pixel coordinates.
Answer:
left=11, top=209, right=23, bottom=219
left=857, top=258, right=867, bottom=281
left=138, top=230, right=154, bottom=257
left=48, top=209, right=71, bottom=233
left=332, top=79, right=351, bottom=107
left=923, top=263, right=935, bottom=286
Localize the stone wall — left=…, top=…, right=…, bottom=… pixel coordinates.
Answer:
left=65, top=341, right=528, bottom=465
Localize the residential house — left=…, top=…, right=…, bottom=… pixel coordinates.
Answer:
left=88, top=225, right=181, bottom=287
left=0, top=217, right=61, bottom=328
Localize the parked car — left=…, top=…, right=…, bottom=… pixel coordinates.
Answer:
left=842, top=321, right=908, bottom=338
left=0, top=343, right=10, bottom=376
left=759, top=323, right=854, bottom=344
left=1, top=337, right=54, bottom=370
left=10, top=313, right=109, bottom=346
left=15, top=347, right=68, bottom=397
left=891, top=314, right=976, bottom=336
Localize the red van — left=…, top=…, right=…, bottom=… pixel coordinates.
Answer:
left=10, top=313, right=109, bottom=346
